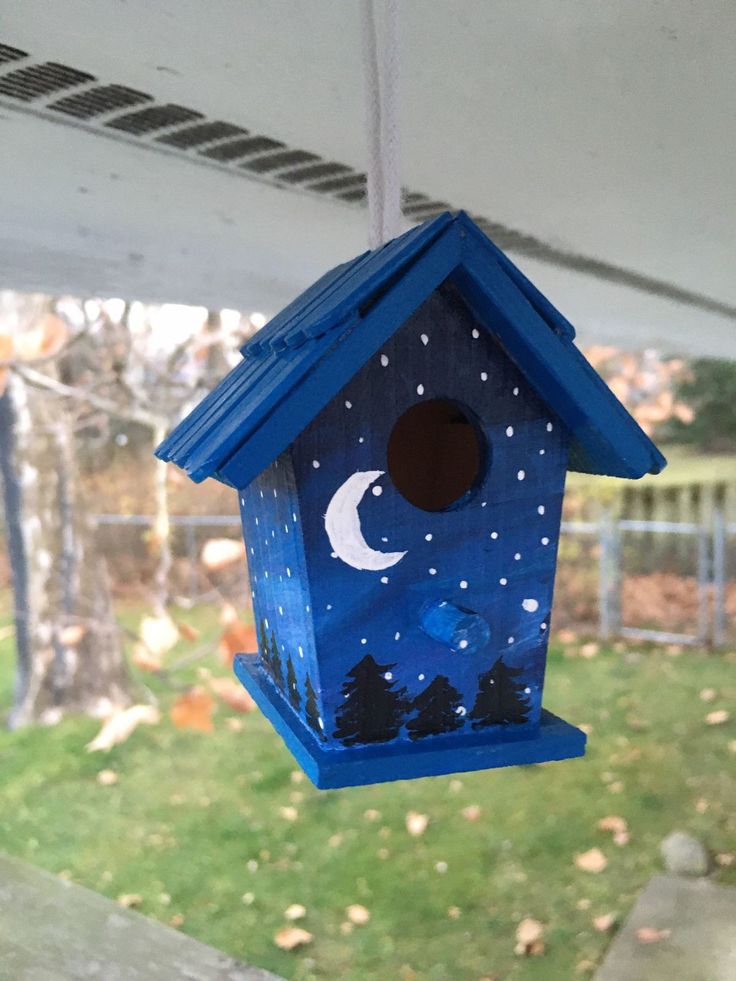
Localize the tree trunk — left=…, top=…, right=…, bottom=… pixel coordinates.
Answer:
left=0, top=372, right=131, bottom=728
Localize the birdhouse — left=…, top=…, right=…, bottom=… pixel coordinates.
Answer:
left=157, top=212, right=665, bottom=789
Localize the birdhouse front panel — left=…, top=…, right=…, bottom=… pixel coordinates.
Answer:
left=157, top=211, right=666, bottom=788
left=285, top=283, right=570, bottom=756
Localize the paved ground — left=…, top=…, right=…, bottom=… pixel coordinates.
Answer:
left=0, top=853, right=283, bottom=981
left=595, top=874, right=736, bottom=981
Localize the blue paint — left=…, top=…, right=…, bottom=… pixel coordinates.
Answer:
left=156, top=212, right=666, bottom=788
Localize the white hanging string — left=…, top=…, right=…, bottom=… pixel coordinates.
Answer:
left=361, top=0, right=402, bottom=249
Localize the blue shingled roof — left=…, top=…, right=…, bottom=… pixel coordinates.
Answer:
left=156, top=212, right=666, bottom=487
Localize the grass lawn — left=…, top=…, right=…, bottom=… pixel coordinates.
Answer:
left=0, top=600, right=734, bottom=981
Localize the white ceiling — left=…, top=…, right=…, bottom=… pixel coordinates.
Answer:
left=1, top=1, right=734, bottom=355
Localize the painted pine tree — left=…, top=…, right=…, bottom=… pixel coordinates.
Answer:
left=334, top=654, right=409, bottom=746
left=286, top=655, right=301, bottom=710
left=258, top=620, right=272, bottom=675
left=269, top=631, right=284, bottom=690
left=407, top=675, right=464, bottom=740
left=304, top=674, right=323, bottom=739
left=469, top=658, right=531, bottom=729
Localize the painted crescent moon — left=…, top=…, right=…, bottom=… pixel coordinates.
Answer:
left=324, top=470, right=407, bottom=571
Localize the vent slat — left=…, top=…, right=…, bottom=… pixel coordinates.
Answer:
left=50, top=84, right=152, bottom=119
left=0, top=43, right=28, bottom=65
left=106, top=103, right=203, bottom=134
left=0, top=62, right=94, bottom=101
left=241, top=150, right=319, bottom=174
left=337, top=187, right=367, bottom=202
left=308, top=173, right=367, bottom=193
left=158, top=121, right=247, bottom=149
left=200, top=135, right=283, bottom=162
left=279, top=162, right=352, bottom=185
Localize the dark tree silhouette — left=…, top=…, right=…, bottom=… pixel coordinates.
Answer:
left=286, top=655, right=301, bottom=710
left=334, top=655, right=409, bottom=746
left=258, top=619, right=272, bottom=675
left=304, top=673, right=323, bottom=739
left=407, top=675, right=465, bottom=740
left=269, top=631, right=284, bottom=690
left=469, top=658, right=531, bottom=730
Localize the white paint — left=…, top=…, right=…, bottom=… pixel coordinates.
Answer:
left=517, top=469, right=525, bottom=480
left=278, top=605, right=284, bottom=615
left=384, top=671, right=393, bottom=680
left=380, top=575, right=389, bottom=583
left=541, top=536, right=550, bottom=545
left=361, top=637, right=367, bottom=644
left=538, top=505, right=545, bottom=515
left=513, top=387, right=520, bottom=396
left=429, top=567, right=437, bottom=575
left=514, top=552, right=521, bottom=560
left=345, top=400, right=352, bottom=409
left=372, top=484, right=383, bottom=496
left=298, top=645, right=304, bottom=658
left=506, top=426, right=514, bottom=437
left=418, top=673, right=425, bottom=681
left=522, top=598, right=539, bottom=612
left=358, top=436, right=365, bottom=443
left=324, top=469, right=407, bottom=571
left=395, top=631, right=401, bottom=640
left=456, top=706, right=467, bottom=716
left=459, top=580, right=468, bottom=589
left=458, top=639, right=469, bottom=649
left=539, top=448, right=546, bottom=455
left=500, top=577, right=508, bottom=585
left=508, top=636, right=515, bottom=644
left=417, top=383, right=424, bottom=395
left=312, top=459, right=320, bottom=469
left=472, top=329, right=480, bottom=339
left=380, top=353, right=389, bottom=367
left=420, top=333, right=429, bottom=345
left=491, top=531, right=498, bottom=539
left=480, top=371, right=488, bottom=381
left=547, top=422, right=554, bottom=432
left=425, top=533, right=433, bottom=541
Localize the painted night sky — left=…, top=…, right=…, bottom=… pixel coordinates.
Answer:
left=239, top=282, right=570, bottom=746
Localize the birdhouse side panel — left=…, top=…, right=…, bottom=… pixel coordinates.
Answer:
left=288, top=282, right=570, bottom=751
left=238, top=452, right=326, bottom=740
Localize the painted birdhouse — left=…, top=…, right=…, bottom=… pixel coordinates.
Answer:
left=156, top=212, right=665, bottom=789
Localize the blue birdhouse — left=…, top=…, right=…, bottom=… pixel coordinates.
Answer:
left=157, top=212, right=665, bottom=789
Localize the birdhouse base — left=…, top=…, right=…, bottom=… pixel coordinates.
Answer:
left=234, top=655, right=587, bottom=789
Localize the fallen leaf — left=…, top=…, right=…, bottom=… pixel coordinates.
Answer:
left=364, top=808, right=381, bottom=822
left=169, top=913, right=185, bottom=928
left=613, top=830, right=631, bottom=846
left=406, top=811, right=429, bottom=837
left=705, top=710, right=730, bottom=726
left=574, top=848, right=608, bottom=874
left=346, top=903, right=371, bottom=925
left=132, top=642, right=162, bottom=673
left=580, top=642, right=599, bottom=659
left=447, top=906, right=462, bottom=919
left=715, top=852, right=735, bottom=867
left=170, top=688, right=215, bottom=732
left=201, top=537, right=246, bottom=570
left=139, top=614, right=179, bottom=659
left=593, top=913, right=616, bottom=933
left=696, top=798, right=710, bottom=813
left=117, top=893, right=143, bottom=908
left=176, top=621, right=200, bottom=642
left=284, top=903, right=306, bottom=921
left=96, top=769, right=119, bottom=786
left=461, top=804, right=482, bottom=822
left=209, top=676, right=256, bottom=713
left=225, top=716, right=244, bottom=732
left=274, top=925, right=313, bottom=951
left=636, top=926, right=670, bottom=944
left=219, top=620, right=258, bottom=664
left=340, top=921, right=353, bottom=935
left=59, top=624, right=86, bottom=646
left=699, top=687, right=716, bottom=702
left=86, top=705, right=160, bottom=752
left=279, top=806, right=298, bottom=822
left=515, top=917, right=545, bottom=956
left=596, top=815, right=628, bottom=835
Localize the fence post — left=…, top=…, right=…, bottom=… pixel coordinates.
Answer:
left=712, top=509, right=726, bottom=648
left=598, top=506, right=620, bottom=640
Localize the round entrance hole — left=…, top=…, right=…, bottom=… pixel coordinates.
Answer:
left=387, top=398, right=486, bottom=511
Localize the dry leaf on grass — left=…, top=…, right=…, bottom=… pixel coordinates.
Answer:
left=574, top=848, right=608, bottom=874
left=284, top=903, right=306, bottom=921
left=279, top=806, right=299, bottom=822
left=96, top=769, right=119, bottom=786
left=209, top=676, right=256, bottom=713
left=170, top=688, right=215, bottom=732
left=117, top=893, right=143, bottom=908
left=364, top=809, right=381, bottom=822
left=86, top=705, right=161, bottom=752
left=514, top=917, right=545, bottom=956
left=274, top=926, right=313, bottom=951
left=715, top=852, right=735, bottom=867
left=59, top=624, right=86, bottom=647
left=596, top=815, right=628, bottom=835
left=461, top=804, right=482, bottom=822
left=406, top=811, right=429, bottom=837
left=219, top=621, right=258, bottom=664
left=580, top=642, right=599, bottom=659
left=225, top=716, right=244, bottom=733
left=636, top=926, right=670, bottom=944
left=132, top=643, right=163, bottom=673
left=699, top=687, right=716, bottom=702
left=176, top=621, right=200, bottom=642
left=346, top=904, right=371, bottom=925
left=705, top=710, right=730, bottom=726
left=139, top=614, right=179, bottom=659
left=593, top=913, right=616, bottom=933
left=201, top=537, right=246, bottom=571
